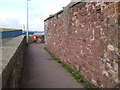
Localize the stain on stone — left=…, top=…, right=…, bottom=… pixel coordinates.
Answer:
left=102, top=71, right=109, bottom=76
left=107, top=44, right=115, bottom=51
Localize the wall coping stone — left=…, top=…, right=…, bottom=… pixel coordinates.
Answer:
left=1, top=35, right=25, bottom=73
left=44, top=2, right=83, bottom=21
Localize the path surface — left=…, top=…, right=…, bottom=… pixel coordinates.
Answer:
left=21, top=43, right=84, bottom=88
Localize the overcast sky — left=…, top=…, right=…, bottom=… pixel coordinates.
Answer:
left=0, top=0, right=71, bottom=31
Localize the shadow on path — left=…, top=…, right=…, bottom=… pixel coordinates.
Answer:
left=21, top=43, right=84, bottom=88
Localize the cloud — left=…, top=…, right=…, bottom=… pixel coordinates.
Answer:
left=0, top=17, right=22, bottom=29
left=0, top=11, right=26, bottom=29
left=0, top=0, right=71, bottom=31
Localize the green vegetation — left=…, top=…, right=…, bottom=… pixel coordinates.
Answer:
left=0, top=28, right=22, bottom=32
left=44, top=47, right=94, bottom=89
left=54, top=13, right=58, bottom=19
left=39, top=35, right=45, bottom=43
left=69, top=9, right=72, bottom=14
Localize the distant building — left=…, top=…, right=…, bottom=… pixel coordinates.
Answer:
left=34, top=31, right=44, bottom=35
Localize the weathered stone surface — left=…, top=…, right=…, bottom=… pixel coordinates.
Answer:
left=2, top=35, right=27, bottom=88
left=44, top=2, right=120, bottom=88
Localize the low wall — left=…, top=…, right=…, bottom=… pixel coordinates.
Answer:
left=2, top=35, right=27, bottom=88
left=44, top=2, right=120, bottom=88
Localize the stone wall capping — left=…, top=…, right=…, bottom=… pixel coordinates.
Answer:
left=44, top=2, right=84, bottom=22
left=2, top=35, right=27, bottom=88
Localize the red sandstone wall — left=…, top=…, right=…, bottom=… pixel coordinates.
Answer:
left=44, top=2, right=120, bottom=88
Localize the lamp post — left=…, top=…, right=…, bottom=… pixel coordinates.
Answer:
left=26, top=0, right=31, bottom=43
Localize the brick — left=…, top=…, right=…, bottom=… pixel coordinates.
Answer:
left=87, top=4, right=93, bottom=12
left=44, top=2, right=119, bottom=88
left=115, top=7, right=120, bottom=13
left=104, top=7, right=109, bottom=14
left=108, top=9, right=115, bottom=16
left=90, top=13, right=97, bottom=21
left=96, top=5, right=101, bottom=13
left=79, top=8, right=87, bottom=16
left=114, top=2, right=119, bottom=7
left=77, top=3, right=86, bottom=10
left=108, top=3, right=115, bottom=9
left=109, top=17, right=116, bottom=26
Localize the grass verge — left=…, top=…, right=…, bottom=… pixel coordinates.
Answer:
left=44, top=47, right=95, bottom=90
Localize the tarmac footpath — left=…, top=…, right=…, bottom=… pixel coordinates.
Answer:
left=21, top=43, right=84, bottom=88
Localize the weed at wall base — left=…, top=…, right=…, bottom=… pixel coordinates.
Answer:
left=44, top=47, right=95, bottom=89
